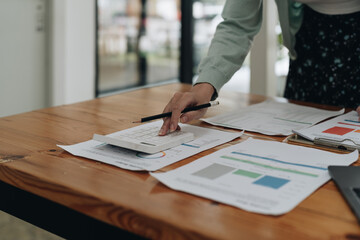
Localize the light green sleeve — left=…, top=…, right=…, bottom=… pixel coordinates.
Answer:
left=195, top=0, right=263, bottom=99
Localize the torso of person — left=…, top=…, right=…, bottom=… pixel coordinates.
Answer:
left=296, top=0, right=360, bottom=15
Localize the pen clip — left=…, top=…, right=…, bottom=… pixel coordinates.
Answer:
left=314, top=137, right=360, bottom=151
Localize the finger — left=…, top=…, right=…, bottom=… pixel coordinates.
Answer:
left=159, top=117, right=182, bottom=135
left=180, top=108, right=208, bottom=123
left=159, top=91, right=189, bottom=135
left=161, top=96, right=179, bottom=118
left=159, top=93, right=184, bottom=135
left=158, top=117, right=171, bottom=135
left=356, top=106, right=360, bottom=121
left=167, top=92, right=184, bottom=110
left=169, top=93, right=196, bottom=132
left=160, top=91, right=185, bottom=118
left=357, top=106, right=360, bottom=116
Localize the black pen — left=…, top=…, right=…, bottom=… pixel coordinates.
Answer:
left=133, top=101, right=219, bottom=123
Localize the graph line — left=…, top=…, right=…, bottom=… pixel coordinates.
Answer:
left=221, top=156, right=319, bottom=177
left=230, top=152, right=327, bottom=171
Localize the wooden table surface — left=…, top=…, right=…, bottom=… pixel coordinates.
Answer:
left=0, top=83, right=359, bottom=239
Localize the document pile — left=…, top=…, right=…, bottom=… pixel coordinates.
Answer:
left=59, top=101, right=358, bottom=216
left=202, top=100, right=344, bottom=135
left=294, top=111, right=360, bottom=151
left=59, top=121, right=242, bottom=171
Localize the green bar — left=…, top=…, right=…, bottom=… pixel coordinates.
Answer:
left=221, top=156, right=318, bottom=177
left=233, top=169, right=261, bottom=178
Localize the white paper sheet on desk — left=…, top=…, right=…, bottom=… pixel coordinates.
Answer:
left=294, top=111, right=360, bottom=147
left=294, top=111, right=360, bottom=144
left=202, top=100, right=344, bottom=136
left=151, top=138, right=358, bottom=215
left=58, top=122, right=242, bottom=171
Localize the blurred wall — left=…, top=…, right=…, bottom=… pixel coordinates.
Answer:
left=0, top=0, right=48, bottom=117
left=50, top=0, right=95, bottom=106
left=0, top=0, right=96, bottom=118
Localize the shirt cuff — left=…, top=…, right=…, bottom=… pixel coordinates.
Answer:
left=194, top=67, right=228, bottom=101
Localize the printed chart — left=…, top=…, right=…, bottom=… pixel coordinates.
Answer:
left=151, top=138, right=358, bottom=215
left=295, top=111, right=360, bottom=149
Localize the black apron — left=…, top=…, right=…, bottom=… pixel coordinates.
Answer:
left=284, top=5, right=360, bottom=108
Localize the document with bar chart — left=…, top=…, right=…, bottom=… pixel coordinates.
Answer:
left=151, top=138, right=358, bottom=215
left=294, top=111, right=360, bottom=150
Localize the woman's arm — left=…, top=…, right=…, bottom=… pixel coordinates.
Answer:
left=159, top=0, right=263, bottom=135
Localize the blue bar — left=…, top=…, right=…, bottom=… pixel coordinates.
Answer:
left=345, top=119, right=360, bottom=124
left=181, top=143, right=200, bottom=148
left=253, top=175, right=290, bottom=189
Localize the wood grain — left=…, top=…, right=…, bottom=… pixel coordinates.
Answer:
left=0, top=83, right=359, bottom=239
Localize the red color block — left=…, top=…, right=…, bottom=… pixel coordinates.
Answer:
left=322, top=126, right=354, bottom=136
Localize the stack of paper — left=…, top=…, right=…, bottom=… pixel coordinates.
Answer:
left=59, top=121, right=242, bottom=171
left=202, top=100, right=344, bottom=135
left=294, top=111, right=360, bottom=150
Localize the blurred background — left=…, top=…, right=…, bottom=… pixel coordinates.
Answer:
left=0, top=0, right=288, bottom=118
left=97, top=0, right=288, bottom=95
left=0, top=0, right=288, bottom=238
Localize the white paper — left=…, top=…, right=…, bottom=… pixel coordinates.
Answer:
left=58, top=122, right=242, bottom=171
left=294, top=111, right=360, bottom=147
left=202, top=100, right=344, bottom=136
left=151, top=138, right=358, bottom=215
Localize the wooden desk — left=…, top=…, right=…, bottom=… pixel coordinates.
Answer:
left=0, top=83, right=359, bottom=239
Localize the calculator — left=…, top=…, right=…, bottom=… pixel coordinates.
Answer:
left=93, top=124, right=195, bottom=154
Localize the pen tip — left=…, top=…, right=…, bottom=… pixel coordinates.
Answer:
left=132, top=120, right=141, bottom=123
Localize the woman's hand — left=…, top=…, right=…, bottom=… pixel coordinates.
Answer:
left=158, top=83, right=215, bottom=136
